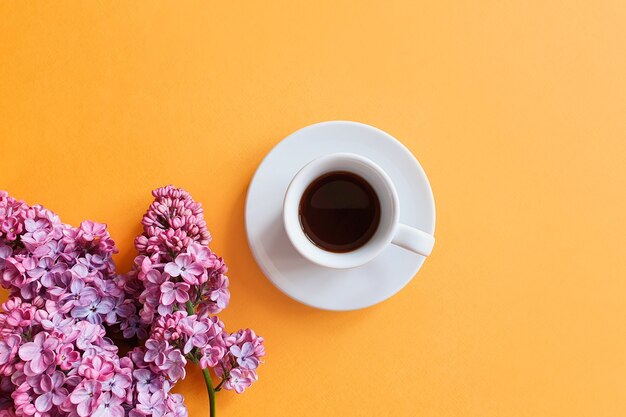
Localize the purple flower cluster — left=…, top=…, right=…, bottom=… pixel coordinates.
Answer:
left=132, top=242, right=229, bottom=323
left=217, top=329, right=265, bottom=393
left=126, top=187, right=264, bottom=394
left=134, top=187, right=211, bottom=263
left=0, top=299, right=186, bottom=417
left=0, top=193, right=131, bottom=327
left=0, top=187, right=265, bottom=417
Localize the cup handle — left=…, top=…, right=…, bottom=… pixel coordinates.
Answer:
left=391, top=224, right=435, bottom=257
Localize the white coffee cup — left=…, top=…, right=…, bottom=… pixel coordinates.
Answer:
left=283, top=153, right=435, bottom=269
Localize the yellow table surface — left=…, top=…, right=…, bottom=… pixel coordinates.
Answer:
left=1, top=2, right=625, bottom=416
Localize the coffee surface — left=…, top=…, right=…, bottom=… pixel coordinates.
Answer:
left=299, top=171, right=381, bottom=253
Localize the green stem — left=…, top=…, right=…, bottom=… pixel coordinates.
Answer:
left=185, top=301, right=195, bottom=316
left=214, top=377, right=227, bottom=392
left=185, top=301, right=216, bottom=416
left=214, top=363, right=230, bottom=392
left=202, top=368, right=217, bottom=417
left=194, top=283, right=205, bottom=304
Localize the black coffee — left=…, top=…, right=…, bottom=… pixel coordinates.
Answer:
left=298, top=171, right=381, bottom=253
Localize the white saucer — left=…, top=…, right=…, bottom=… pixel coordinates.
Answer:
left=245, top=121, right=436, bottom=311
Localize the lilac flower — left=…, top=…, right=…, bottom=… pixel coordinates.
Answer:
left=180, top=317, right=209, bottom=354
left=78, top=355, right=115, bottom=382
left=2, top=299, right=35, bottom=329
left=24, top=218, right=48, bottom=233
left=79, top=221, right=107, bottom=242
left=92, top=393, right=125, bottom=417
left=71, top=297, right=114, bottom=324
left=144, top=269, right=167, bottom=287
left=133, top=369, right=162, bottom=394
left=209, top=274, right=230, bottom=311
left=56, top=344, right=80, bottom=370
left=160, top=281, right=190, bottom=306
left=12, top=385, right=36, bottom=416
left=75, top=320, right=104, bottom=349
left=167, top=393, right=189, bottom=417
left=144, top=339, right=169, bottom=366
left=0, top=260, right=23, bottom=291
left=186, top=244, right=212, bottom=266
left=19, top=280, right=41, bottom=301
left=21, top=229, right=53, bottom=250
left=137, top=391, right=166, bottom=417
left=0, top=334, right=20, bottom=366
left=105, top=298, right=135, bottom=325
left=30, top=257, right=61, bottom=282
left=161, top=349, right=187, bottom=381
left=223, top=368, right=256, bottom=394
left=138, top=270, right=168, bottom=321
left=18, top=332, right=58, bottom=375
left=230, top=342, right=259, bottom=370
left=71, top=262, right=91, bottom=281
left=151, top=311, right=186, bottom=341
left=225, top=329, right=266, bottom=367
left=1, top=218, right=22, bottom=241
left=200, top=345, right=225, bottom=369
left=69, top=380, right=102, bottom=417
left=164, top=254, right=203, bottom=285
left=38, top=309, right=74, bottom=335
left=59, top=278, right=99, bottom=309
left=33, top=371, right=68, bottom=412
left=78, top=253, right=108, bottom=272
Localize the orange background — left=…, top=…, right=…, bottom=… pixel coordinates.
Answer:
left=1, top=1, right=626, bottom=416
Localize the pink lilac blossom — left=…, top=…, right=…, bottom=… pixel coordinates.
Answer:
left=215, top=328, right=265, bottom=390
left=221, top=368, right=258, bottom=394
left=0, top=191, right=138, bottom=331
left=0, top=187, right=265, bottom=417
